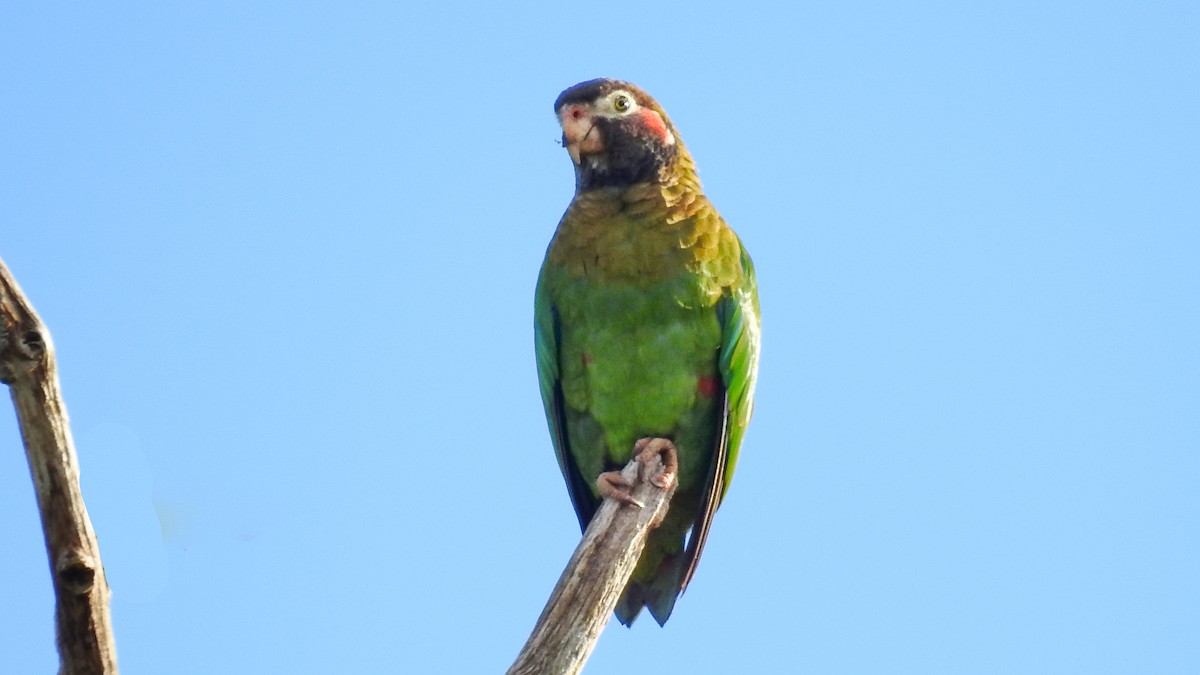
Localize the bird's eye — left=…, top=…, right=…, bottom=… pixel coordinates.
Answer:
left=612, top=94, right=632, bottom=112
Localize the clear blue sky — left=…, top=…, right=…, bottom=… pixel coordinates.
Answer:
left=2, top=2, right=1197, bottom=673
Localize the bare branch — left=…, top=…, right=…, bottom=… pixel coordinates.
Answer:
left=508, top=446, right=677, bottom=675
left=1, top=257, right=119, bottom=675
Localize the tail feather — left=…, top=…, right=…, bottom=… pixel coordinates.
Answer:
left=614, top=553, right=687, bottom=626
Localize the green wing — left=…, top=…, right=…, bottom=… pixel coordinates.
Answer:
left=681, top=241, right=761, bottom=590
left=534, top=264, right=597, bottom=530
left=716, top=243, right=760, bottom=499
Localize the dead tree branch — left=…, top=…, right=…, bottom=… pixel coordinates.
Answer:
left=507, top=446, right=677, bottom=675
left=0, top=257, right=119, bottom=675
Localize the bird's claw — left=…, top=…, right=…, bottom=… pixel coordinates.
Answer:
left=597, top=437, right=678, bottom=509
left=596, top=437, right=678, bottom=507
left=597, top=471, right=645, bottom=508
left=633, top=437, right=678, bottom=490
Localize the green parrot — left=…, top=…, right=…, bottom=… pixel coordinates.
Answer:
left=534, top=78, right=761, bottom=626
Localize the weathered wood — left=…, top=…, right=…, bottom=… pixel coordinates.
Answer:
left=508, top=447, right=677, bottom=675
left=0, top=257, right=119, bottom=675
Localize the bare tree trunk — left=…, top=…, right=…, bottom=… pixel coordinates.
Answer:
left=508, top=447, right=676, bottom=675
left=0, top=257, right=119, bottom=675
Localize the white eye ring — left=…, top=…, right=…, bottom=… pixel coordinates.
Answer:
left=607, top=91, right=637, bottom=114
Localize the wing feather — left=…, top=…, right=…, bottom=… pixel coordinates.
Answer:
left=680, top=242, right=760, bottom=590
left=535, top=267, right=597, bottom=530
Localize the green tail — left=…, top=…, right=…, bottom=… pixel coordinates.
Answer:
left=616, top=552, right=688, bottom=626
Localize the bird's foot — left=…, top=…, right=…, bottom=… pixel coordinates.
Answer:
left=597, top=471, right=645, bottom=508
left=633, top=437, right=678, bottom=490
left=596, top=437, right=679, bottom=511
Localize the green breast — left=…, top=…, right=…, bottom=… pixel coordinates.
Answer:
left=542, top=189, right=741, bottom=496
left=552, top=274, right=723, bottom=497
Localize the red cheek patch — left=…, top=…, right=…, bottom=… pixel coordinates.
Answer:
left=697, top=376, right=719, bottom=397
left=638, top=109, right=672, bottom=144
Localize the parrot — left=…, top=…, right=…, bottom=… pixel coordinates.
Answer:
left=534, top=78, right=761, bottom=626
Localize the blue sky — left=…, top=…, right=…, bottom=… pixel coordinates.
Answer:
left=2, top=2, right=1197, bottom=673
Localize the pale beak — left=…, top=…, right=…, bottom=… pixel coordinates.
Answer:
left=559, top=104, right=604, bottom=165
left=565, top=135, right=583, bottom=165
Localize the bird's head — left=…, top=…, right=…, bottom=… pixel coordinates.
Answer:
left=555, top=78, right=681, bottom=191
